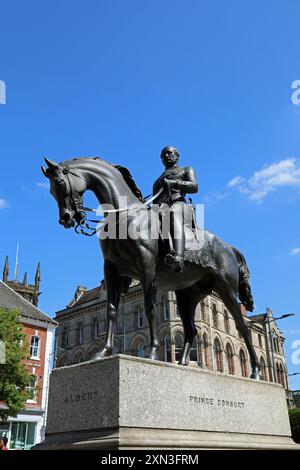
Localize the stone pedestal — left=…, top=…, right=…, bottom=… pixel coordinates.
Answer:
left=36, top=355, right=297, bottom=449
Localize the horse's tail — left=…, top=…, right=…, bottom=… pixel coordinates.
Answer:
left=231, top=246, right=254, bottom=312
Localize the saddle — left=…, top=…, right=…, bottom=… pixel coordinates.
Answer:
left=157, top=204, right=215, bottom=270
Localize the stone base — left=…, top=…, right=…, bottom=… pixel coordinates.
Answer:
left=36, top=355, right=298, bottom=450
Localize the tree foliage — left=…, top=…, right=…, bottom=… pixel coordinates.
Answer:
left=0, top=308, right=32, bottom=422
left=289, top=407, right=300, bottom=443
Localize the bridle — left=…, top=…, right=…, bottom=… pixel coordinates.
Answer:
left=61, top=165, right=163, bottom=237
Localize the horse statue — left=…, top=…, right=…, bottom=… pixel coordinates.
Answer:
left=42, top=156, right=261, bottom=379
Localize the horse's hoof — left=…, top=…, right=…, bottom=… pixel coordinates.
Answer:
left=250, top=366, right=261, bottom=380
left=178, top=360, right=189, bottom=366
left=146, top=348, right=159, bottom=361
left=90, top=347, right=112, bottom=361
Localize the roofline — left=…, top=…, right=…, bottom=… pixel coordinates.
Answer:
left=0, top=280, right=57, bottom=326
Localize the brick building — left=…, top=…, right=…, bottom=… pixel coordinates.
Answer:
left=0, top=259, right=57, bottom=450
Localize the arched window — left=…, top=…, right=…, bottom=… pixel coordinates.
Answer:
left=239, top=349, right=248, bottom=377
left=279, top=363, right=285, bottom=387
left=73, top=351, right=85, bottom=364
left=56, top=355, right=67, bottom=368
left=260, top=357, right=268, bottom=381
left=276, top=362, right=281, bottom=384
left=175, top=332, right=184, bottom=363
left=225, top=343, right=234, bottom=375
left=30, top=336, right=40, bottom=359
left=200, top=301, right=206, bottom=322
left=190, top=336, right=199, bottom=363
left=162, top=296, right=169, bottom=321
left=203, top=334, right=210, bottom=368
left=224, top=309, right=230, bottom=334
left=137, top=342, right=145, bottom=358
left=213, top=338, right=223, bottom=372
left=212, top=303, right=218, bottom=328
left=61, top=326, right=69, bottom=349
left=164, top=335, right=171, bottom=363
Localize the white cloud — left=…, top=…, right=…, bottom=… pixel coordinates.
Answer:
left=227, top=176, right=245, bottom=188
left=36, top=181, right=50, bottom=189
left=291, top=247, right=300, bottom=256
left=227, top=158, right=300, bottom=202
left=0, top=198, right=8, bottom=209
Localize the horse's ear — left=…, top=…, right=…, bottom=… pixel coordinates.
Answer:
left=41, top=165, right=48, bottom=178
left=44, top=157, right=61, bottom=169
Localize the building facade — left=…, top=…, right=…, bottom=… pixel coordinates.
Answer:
left=54, top=280, right=291, bottom=404
left=0, top=259, right=57, bottom=450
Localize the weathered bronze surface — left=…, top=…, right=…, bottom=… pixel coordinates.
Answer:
left=42, top=151, right=260, bottom=379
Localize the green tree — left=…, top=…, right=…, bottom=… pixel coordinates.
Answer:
left=0, top=308, right=32, bottom=422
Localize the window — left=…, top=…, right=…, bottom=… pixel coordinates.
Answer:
left=76, top=322, right=83, bottom=345
left=137, top=306, right=143, bottom=328
left=272, top=332, right=279, bottom=353
left=190, top=336, right=199, bottom=363
left=92, top=318, right=98, bottom=340
left=162, top=296, right=169, bottom=321
left=164, top=335, right=171, bottom=363
left=278, top=364, right=285, bottom=387
left=30, top=336, right=40, bottom=359
left=239, top=349, right=248, bottom=377
left=10, top=422, right=36, bottom=450
left=175, top=332, right=184, bottom=363
left=258, top=334, right=262, bottom=348
left=137, top=343, right=145, bottom=358
left=212, top=303, right=218, bottom=328
left=200, top=301, right=206, bottom=322
left=224, top=309, right=230, bottom=333
left=213, top=338, right=223, bottom=372
left=26, top=375, right=37, bottom=402
left=61, top=326, right=69, bottom=349
left=203, top=334, right=210, bottom=368
left=260, top=357, right=267, bottom=381
left=226, top=343, right=234, bottom=375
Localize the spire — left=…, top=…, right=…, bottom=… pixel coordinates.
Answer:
left=35, top=262, right=41, bottom=291
left=23, top=272, right=27, bottom=286
left=3, top=256, right=9, bottom=283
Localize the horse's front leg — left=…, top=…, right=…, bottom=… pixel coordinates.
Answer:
left=91, top=260, right=122, bottom=360
left=138, top=253, right=159, bottom=361
left=143, top=281, right=160, bottom=360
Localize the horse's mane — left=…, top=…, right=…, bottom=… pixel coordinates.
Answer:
left=114, top=165, right=145, bottom=203
left=64, top=157, right=145, bottom=203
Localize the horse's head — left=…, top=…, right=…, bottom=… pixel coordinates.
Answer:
left=42, top=158, right=86, bottom=229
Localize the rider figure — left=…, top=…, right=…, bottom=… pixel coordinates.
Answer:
left=153, top=146, right=198, bottom=272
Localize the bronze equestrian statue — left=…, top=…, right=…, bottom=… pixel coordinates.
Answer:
left=42, top=151, right=260, bottom=379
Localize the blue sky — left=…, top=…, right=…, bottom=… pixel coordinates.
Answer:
left=0, top=0, right=300, bottom=388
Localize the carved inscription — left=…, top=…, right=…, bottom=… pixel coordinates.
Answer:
left=190, top=395, right=245, bottom=409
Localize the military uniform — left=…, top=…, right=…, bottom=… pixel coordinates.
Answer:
left=153, top=165, right=198, bottom=271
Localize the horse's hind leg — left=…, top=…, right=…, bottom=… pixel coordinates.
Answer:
left=175, top=288, right=200, bottom=366
left=216, top=280, right=260, bottom=379
left=91, top=260, right=122, bottom=360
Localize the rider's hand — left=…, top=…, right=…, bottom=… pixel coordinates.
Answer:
left=164, top=178, right=178, bottom=190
